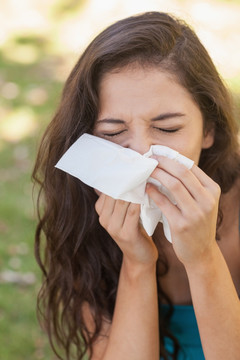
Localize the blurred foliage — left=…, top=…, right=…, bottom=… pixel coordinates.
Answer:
left=0, top=1, right=69, bottom=358
left=0, top=61, right=63, bottom=360
left=50, top=0, right=87, bottom=17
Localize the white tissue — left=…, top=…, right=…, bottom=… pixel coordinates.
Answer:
left=55, top=134, right=194, bottom=242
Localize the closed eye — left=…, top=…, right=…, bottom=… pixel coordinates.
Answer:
left=153, top=127, right=179, bottom=133
left=102, top=130, right=127, bottom=137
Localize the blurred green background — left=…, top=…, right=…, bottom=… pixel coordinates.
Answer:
left=0, top=0, right=239, bottom=359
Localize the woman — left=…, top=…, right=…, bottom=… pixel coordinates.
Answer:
left=33, top=12, right=240, bottom=360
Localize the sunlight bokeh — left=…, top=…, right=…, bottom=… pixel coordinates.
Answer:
left=0, top=0, right=240, bottom=143
left=1, top=0, right=240, bottom=143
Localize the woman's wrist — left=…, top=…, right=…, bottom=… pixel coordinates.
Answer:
left=121, top=255, right=157, bottom=283
left=184, top=240, right=221, bottom=278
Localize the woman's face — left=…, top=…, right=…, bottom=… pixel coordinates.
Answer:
left=93, top=66, right=214, bottom=163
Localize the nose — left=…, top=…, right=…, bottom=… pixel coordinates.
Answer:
left=127, top=134, right=152, bottom=155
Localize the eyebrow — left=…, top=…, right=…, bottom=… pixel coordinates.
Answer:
left=97, top=112, right=185, bottom=124
left=151, top=112, right=185, bottom=121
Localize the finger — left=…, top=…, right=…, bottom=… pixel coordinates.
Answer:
left=95, top=193, right=106, bottom=215
left=151, top=156, right=205, bottom=201
left=98, top=195, right=116, bottom=224
left=111, top=199, right=131, bottom=228
left=146, top=183, right=181, bottom=222
left=123, top=202, right=141, bottom=230
left=191, top=165, right=221, bottom=197
left=153, top=155, right=220, bottom=198
left=149, top=167, right=195, bottom=213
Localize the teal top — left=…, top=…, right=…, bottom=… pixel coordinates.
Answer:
left=160, top=213, right=240, bottom=359
left=160, top=304, right=205, bottom=359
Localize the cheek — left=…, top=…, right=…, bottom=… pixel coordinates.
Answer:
left=186, top=143, right=203, bottom=164
left=173, top=136, right=204, bottom=164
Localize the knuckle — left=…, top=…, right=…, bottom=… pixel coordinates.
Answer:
left=209, top=180, right=221, bottom=198
left=127, top=204, right=139, bottom=217
left=127, top=208, right=136, bottom=217
left=204, top=194, right=217, bottom=214
left=176, top=219, right=189, bottom=233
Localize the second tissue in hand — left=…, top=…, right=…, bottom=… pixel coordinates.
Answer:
left=55, top=133, right=194, bottom=242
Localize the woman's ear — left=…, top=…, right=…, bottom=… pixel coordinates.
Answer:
left=202, top=127, right=215, bottom=149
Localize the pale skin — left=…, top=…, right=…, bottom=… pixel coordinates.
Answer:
left=83, top=66, right=240, bottom=359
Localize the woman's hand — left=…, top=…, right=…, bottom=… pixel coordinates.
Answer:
left=146, top=156, right=221, bottom=268
left=95, top=195, right=158, bottom=269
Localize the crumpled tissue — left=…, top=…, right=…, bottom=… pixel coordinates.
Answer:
left=55, top=133, right=194, bottom=242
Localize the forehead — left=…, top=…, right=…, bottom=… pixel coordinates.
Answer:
left=98, top=66, right=199, bottom=117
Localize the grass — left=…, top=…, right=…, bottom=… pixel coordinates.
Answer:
left=0, top=135, right=61, bottom=360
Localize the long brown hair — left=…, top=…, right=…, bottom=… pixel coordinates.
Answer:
left=32, top=12, right=240, bottom=360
